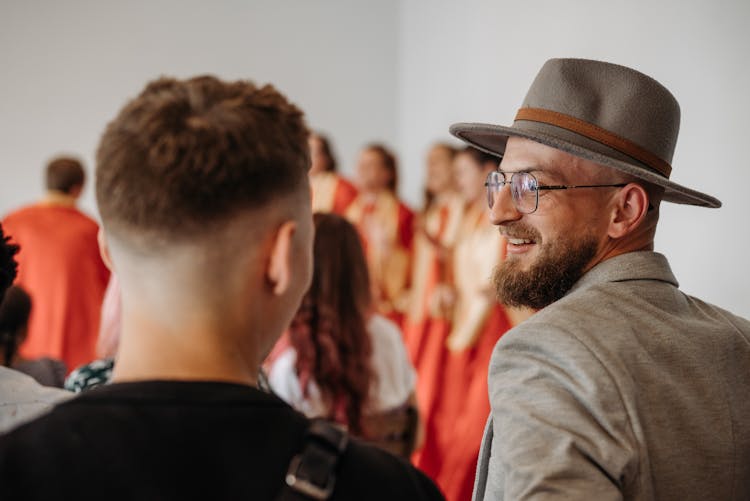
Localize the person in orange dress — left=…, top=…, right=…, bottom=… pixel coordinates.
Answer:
left=2, top=157, right=110, bottom=372
left=402, top=143, right=464, bottom=445
left=346, top=144, right=414, bottom=326
left=309, top=132, right=358, bottom=215
left=415, top=147, right=532, bottom=500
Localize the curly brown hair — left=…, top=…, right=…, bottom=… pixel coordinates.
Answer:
left=289, top=213, right=375, bottom=434
left=95, top=75, right=310, bottom=240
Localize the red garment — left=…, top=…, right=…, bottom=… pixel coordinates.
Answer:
left=2, top=204, right=110, bottom=372
left=404, top=196, right=463, bottom=445
left=310, top=172, right=358, bottom=216
left=411, top=204, right=511, bottom=501
left=414, top=307, right=510, bottom=501
left=330, top=176, right=358, bottom=215
left=406, top=317, right=450, bottom=438
left=345, top=192, right=414, bottom=325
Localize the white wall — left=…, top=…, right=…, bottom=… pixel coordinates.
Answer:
left=2, top=0, right=748, bottom=318
left=0, top=0, right=399, bottom=216
left=398, top=0, right=750, bottom=318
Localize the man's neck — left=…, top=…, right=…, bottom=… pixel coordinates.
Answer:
left=586, top=237, right=655, bottom=274
left=111, top=313, right=263, bottom=388
left=40, top=191, right=78, bottom=207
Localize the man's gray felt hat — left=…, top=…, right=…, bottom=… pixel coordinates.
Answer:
left=450, top=58, right=721, bottom=208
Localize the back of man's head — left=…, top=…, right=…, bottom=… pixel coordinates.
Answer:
left=96, top=75, right=310, bottom=247
left=45, top=156, right=85, bottom=195
left=94, top=76, right=313, bottom=377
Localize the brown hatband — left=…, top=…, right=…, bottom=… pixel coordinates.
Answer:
left=515, top=107, right=673, bottom=178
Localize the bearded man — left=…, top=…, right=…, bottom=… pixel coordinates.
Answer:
left=450, top=58, right=750, bottom=500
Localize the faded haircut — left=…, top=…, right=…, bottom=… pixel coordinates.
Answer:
left=96, top=75, right=310, bottom=243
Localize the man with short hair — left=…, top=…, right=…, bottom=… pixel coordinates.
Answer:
left=0, top=75, right=442, bottom=500
left=450, top=58, right=750, bottom=500
left=2, top=156, right=110, bottom=372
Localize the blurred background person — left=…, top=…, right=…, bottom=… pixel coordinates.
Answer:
left=346, top=143, right=414, bottom=326
left=2, top=156, right=110, bottom=372
left=414, top=147, right=530, bottom=501
left=309, top=132, right=358, bottom=215
left=0, top=224, right=70, bottom=434
left=0, top=285, right=66, bottom=387
left=402, top=142, right=463, bottom=451
left=268, top=213, right=419, bottom=459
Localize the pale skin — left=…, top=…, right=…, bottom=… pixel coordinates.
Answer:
left=99, top=189, right=314, bottom=387
left=491, top=137, right=661, bottom=273
left=356, top=148, right=392, bottom=197
left=40, top=185, right=82, bottom=207
left=425, top=144, right=457, bottom=201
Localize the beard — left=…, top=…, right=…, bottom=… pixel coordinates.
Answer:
left=492, top=226, right=598, bottom=310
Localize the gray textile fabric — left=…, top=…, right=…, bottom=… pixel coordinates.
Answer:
left=474, top=251, right=750, bottom=500
left=0, top=366, right=71, bottom=434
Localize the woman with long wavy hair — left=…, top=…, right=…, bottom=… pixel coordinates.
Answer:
left=268, top=213, right=418, bottom=453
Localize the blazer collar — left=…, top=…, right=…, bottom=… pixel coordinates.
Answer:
left=568, top=251, right=678, bottom=297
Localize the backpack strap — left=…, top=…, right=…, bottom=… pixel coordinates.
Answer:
left=276, top=420, right=349, bottom=501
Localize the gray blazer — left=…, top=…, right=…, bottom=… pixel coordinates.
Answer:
left=474, top=251, right=750, bottom=500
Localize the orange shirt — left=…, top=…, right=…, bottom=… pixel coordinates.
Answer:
left=2, top=204, right=110, bottom=371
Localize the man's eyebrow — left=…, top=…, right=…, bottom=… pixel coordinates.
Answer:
left=529, top=167, right=565, bottom=182
left=499, top=166, right=561, bottom=179
left=498, top=167, right=540, bottom=174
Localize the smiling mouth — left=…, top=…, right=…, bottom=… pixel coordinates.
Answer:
left=507, top=237, right=535, bottom=245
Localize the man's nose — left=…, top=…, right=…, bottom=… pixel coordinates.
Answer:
left=489, top=184, right=522, bottom=225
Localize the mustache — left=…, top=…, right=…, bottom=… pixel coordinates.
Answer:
left=498, top=222, right=542, bottom=241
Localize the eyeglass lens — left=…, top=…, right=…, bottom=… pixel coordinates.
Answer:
left=485, top=171, right=539, bottom=214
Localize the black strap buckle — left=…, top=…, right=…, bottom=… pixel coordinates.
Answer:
left=285, top=453, right=336, bottom=500
left=282, top=420, right=349, bottom=500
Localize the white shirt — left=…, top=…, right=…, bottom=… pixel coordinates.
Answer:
left=0, top=366, right=72, bottom=434
left=269, top=314, right=416, bottom=418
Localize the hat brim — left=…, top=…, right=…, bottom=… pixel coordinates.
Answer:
left=449, top=122, right=721, bottom=208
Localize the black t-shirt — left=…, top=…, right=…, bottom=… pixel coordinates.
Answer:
left=0, top=381, right=443, bottom=500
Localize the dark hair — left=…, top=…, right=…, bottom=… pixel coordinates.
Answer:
left=459, top=145, right=501, bottom=168
left=364, top=143, right=398, bottom=193
left=0, top=286, right=31, bottom=366
left=289, top=213, right=374, bottom=434
left=0, top=225, right=19, bottom=304
left=313, top=133, right=338, bottom=173
left=46, top=157, right=85, bottom=194
left=96, top=75, right=310, bottom=240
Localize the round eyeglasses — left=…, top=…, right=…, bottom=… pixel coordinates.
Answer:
left=484, top=170, right=628, bottom=214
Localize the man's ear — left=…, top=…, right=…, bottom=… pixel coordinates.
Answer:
left=608, top=183, right=650, bottom=239
left=266, top=221, right=298, bottom=296
left=98, top=228, right=114, bottom=271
